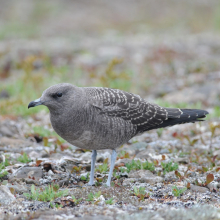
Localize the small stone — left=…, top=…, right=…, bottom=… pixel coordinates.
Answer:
left=207, top=182, right=218, bottom=191
left=59, top=156, right=81, bottom=173
left=190, top=184, right=209, bottom=193
left=174, top=157, right=189, bottom=164
left=11, top=166, right=43, bottom=181
left=115, top=158, right=132, bottom=166
left=159, top=149, right=170, bottom=154
left=123, top=178, right=136, bottom=186
left=0, top=126, right=14, bottom=137
left=48, top=170, right=54, bottom=176
left=97, top=195, right=105, bottom=205
left=0, top=90, right=10, bottom=99
left=120, top=172, right=128, bottom=178
left=0, top=137, right=32, bottom=148
left=7, top=183, right=28, bottom=194
left=0, top=185, right=15, bottom=205
left=128, top=170, right=163, bottom=184
left=78, top=181, right=85, bottom=186
left=29, top=151, right=41, bottom=159
left=213, top=150, right=220, bottom=157
left=156, top=183, right=162, bottom=188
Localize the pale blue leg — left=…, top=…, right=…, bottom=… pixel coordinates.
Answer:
left=88, top=150, right=97, bottom=186
left=106, top=149, right=117, bottom=187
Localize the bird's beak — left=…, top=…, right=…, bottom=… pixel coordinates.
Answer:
left=28, top=98, right=42, bottom=109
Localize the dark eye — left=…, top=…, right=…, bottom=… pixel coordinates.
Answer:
left=56, top=92, right=62, bottom=97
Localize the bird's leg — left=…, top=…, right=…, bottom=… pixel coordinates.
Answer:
left=106, top=149, right=117, bottom=187
left=88, top=150, right=97, bottom=186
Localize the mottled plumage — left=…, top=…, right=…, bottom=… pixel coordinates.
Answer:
left=28, top=83, right=208, bottom=186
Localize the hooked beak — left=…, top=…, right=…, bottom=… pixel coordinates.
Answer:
left=28, top=98, right=42, bottom=109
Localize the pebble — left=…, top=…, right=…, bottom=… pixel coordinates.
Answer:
left=190, top=184, right=209, bottom=193
left=0, top=185, right=15, bottom=205
left=128, top=170, right=163, bottom=184
left=11, top=166, right=43, bottom=181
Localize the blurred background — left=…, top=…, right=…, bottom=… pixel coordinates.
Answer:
left=0, top=0, right=220, bottom=117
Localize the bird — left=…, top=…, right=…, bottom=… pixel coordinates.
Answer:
left=28, top=83, right=209, bottom=186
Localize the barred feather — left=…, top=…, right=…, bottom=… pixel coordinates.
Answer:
left=85, top=87, right=208, bottom=135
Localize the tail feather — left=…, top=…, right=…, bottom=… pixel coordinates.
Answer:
left=147, top=108, right=208, bottom=131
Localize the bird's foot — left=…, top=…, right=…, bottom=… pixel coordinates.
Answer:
left=87, top=181, right=95, bottom=186
left=104, top=181, right=111, bottom=187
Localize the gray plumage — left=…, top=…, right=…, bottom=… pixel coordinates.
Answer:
left=28, top=83, right=209, bottom=186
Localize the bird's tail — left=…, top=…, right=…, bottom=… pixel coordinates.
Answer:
left=151, top=108, right=208, bottom=130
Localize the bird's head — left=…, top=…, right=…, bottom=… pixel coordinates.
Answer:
left=28, top=83, right=77, bottom=113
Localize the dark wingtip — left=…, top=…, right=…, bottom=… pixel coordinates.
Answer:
left=200, top=110, right=209, bottom=118
left=204, top=110, right=209, bottom=115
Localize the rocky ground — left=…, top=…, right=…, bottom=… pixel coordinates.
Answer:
left=0, top=112, right=220, bottom=220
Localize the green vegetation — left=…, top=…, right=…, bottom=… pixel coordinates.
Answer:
left=72, top=195, right=83, bottom=205
left=0, top=162, right=9, bottom=178
left=161, top=161, right=178, bottom=174
left=156, top=128, right=164, bottom=138
left=172, top=186, right=187, bottom=197
left=95, top=163, right=108, bottom=173
left=118, top=150, right=130, bottom=158
left=86, top=191, right=101, bottom=202
left=80, top=173, right=90, bottom=182
left=0, top=52, right=76, bottom=116
left=113, top=170, right=120, bottom=179
left=50, top=202, right=63, bottom=209
left=33, top=126, right=55, bottom=138
left=179, top=152, right=190, bottom=158
left=0, top=56, right=132, bottom=116
left=32, top=126, right=65, bottom=143
left=24, top=184, right=68, bottom=202
left=90, top=58, right=132, bottom=91
left=133, top=186, right=147, bottom=201
left=125, top=160, right=155, bottom=173
left=17, top=153, right=31, bottom=163
left=105, top=198, right=114, bottom=205
left=119, top=167, right=127, bottom=173
left=212, top=106, right=220, bottom=118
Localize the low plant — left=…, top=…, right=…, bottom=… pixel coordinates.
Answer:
left=95, top=163, right=108, bottom=173
left=32, top=126, right=65, bottom=144
left=157, top=128, right=164, bottom=137
left=0, top=162, right=8, bottom=178
left=50, top=202, right=63, bottom=209
left=80, top=173, right=90, bottom=182
left=86, top=191, right=101, bottom=203
left=209, top=123, right=220, bottom=148
left=132, top=186, right=148, bottom=201
left=119, top=167, right=127, bottom=173
left=172, top=186, right=187, bottom=197
left=72, top=195, right=83, bottom=205
left=125, top=160, right=155, bottom=173
left=113, top=170, right=120, bottom=179
left=90, top=58, right=132, bottom=91
left=183, top=135, right=199, bottom=146
left=195, top=173, right=214, bottom=187
left=24, top=184, right=68, bottom=202
left=105, top=198, right=114, bottom=205
left=118, top=151, right=130, bottom=159
left=17, top=152, right=31, bottom=163
left=161, top=161, right=178, bottom=174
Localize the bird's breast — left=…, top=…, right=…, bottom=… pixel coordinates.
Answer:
left=70, top=130, right=93, bottom=148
